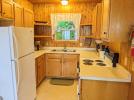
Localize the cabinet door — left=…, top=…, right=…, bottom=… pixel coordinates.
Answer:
left=23, top=8, right=34, bottom=27
left=46, top=54, right=62, bottom=77
left=62, top=54, right=78, bottom=78
left=92, top=5, right=97, bottom=36
left=101, top=0, right=110, bottom=39
left=14, top=3, right=23, bottom=27
left=0, top=1, right=2, bottom=18
left=92, top=3, right=102, bottom=39
left=2, top=0, right=14, bottom=18
left=35, top=54, right=45, bottom=86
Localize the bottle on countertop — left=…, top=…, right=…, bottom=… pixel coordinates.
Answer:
left=99, top=45, right=105, bottom=59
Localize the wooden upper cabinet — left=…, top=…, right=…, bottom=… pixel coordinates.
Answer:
left=23, top=8, right=34, bottom=27
left=2, top=0, right=14, bottom=19
left=92, top=5, right=97, bottom=37
left=14, top=3, right=23, bottom=27
left=92, top=3, right=102, bottom=39
left=62, top=54, right=78, bottom=78
left=101, top=0, right=110, bottom=39
left=46, top=54, right=62, bottom=77
left=0, top=1, right=2, bottom=18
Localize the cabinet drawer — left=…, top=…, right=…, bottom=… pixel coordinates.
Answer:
left=63, top=54, right=78, bottom=60
left=46, top=54, right=62, bottom=59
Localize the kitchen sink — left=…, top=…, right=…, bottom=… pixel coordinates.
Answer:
left=51, top=49, right=76, bottom=52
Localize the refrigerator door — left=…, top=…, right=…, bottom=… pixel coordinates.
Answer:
left=0, top=27, right=17, bottom=100
left=10, top=27, right=34, bottom=59
left=18, top=53, right=36, bottom=100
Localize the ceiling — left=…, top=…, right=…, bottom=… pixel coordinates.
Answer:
left=29, top=0, right=102, bottom=4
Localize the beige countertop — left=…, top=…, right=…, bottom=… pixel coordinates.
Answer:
left=34, top=50, right=47, bottom=58
left=34, top=48, right=131, bottom=82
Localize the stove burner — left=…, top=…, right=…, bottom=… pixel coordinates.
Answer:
left=95, top=60, right=103, bottom=62
left=83, top=59, right=94, bottom=62
left=83, top=62, right=93, bottom=65
left=96, top=63, right=106, bottom=66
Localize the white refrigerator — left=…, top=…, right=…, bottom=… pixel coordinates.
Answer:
left=0, top=26, right=36, bottom=100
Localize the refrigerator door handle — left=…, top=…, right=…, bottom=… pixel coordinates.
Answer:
left=14, top=59, right=20, bottom=93
left=13, top=30, right=19, bottom=59
left=13, top=31, right=20, bottom=93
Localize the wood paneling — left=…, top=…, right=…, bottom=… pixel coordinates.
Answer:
left=14, top=0, right=33, bottom=10
left=30, top=0, right=102, bottom=3
left=33, top=3, right=97, bottom=25
left=33, top=2, right=99, bottom=47
left=129, top=72, right=134, bottom=100
left=80, top=80, right=130, bottom=100
left=102, top=0, right=134, bottom=99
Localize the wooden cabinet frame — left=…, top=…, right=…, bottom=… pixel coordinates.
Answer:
left=46, top=53, right=79, bottom=78
left=2, top=0, right=14, bottom=19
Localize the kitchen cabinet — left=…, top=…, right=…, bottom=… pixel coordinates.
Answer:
left=14, top=3, right=23, bottom=26
left=0, top=1, right=2, bottom=18
left=92, top=3, right=102, bottom=39
left=46, top=54, right=62, bottom=77
left=101, top=0, right=111, bottom=40
left=2, top=0, right=14, bottom=19
left=23, top=8, right=34, bottom=27
left=35, top=54, right=45, bottom=86
left=62, top=54, right=78, bottom=78
left=46, top=53, right=79, bottom=78
left=80, top=80, right=129, bottom=100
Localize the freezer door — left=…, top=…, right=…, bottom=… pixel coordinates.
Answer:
left=10, top=27, right=34, bottom=59
left=18, top=53, right=36, bottom=100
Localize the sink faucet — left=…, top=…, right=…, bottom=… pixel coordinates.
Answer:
left=64, top=44, right=67, bottom=50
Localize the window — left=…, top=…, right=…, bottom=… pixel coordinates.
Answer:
left=55, top=21, right=77, bottom=41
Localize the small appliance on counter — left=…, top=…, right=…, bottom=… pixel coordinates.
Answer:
left=105, top=49, right=119, bottom=67
left=34, top=41, right=41, bottom=51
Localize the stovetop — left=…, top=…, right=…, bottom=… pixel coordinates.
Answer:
left=82, top=58, right=107, bottom=67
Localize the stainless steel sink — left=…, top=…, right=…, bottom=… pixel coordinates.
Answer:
left=51, top=49, right=76, bottom=52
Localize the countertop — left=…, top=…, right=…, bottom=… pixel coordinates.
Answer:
left=34, top=48, right=131, bottom=83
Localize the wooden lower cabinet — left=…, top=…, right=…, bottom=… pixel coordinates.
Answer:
left=46, top=53, right=79, bottom=78
left=35, top=54, right=45, bottom=86
left=62, top=54, right=78, bottom=78
left=46, top=54, right=62, bottom=77
left=80, top=80, right=130, bottom=100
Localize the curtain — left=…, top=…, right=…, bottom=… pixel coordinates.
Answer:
left=51, top=13, right=81, bottom=40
